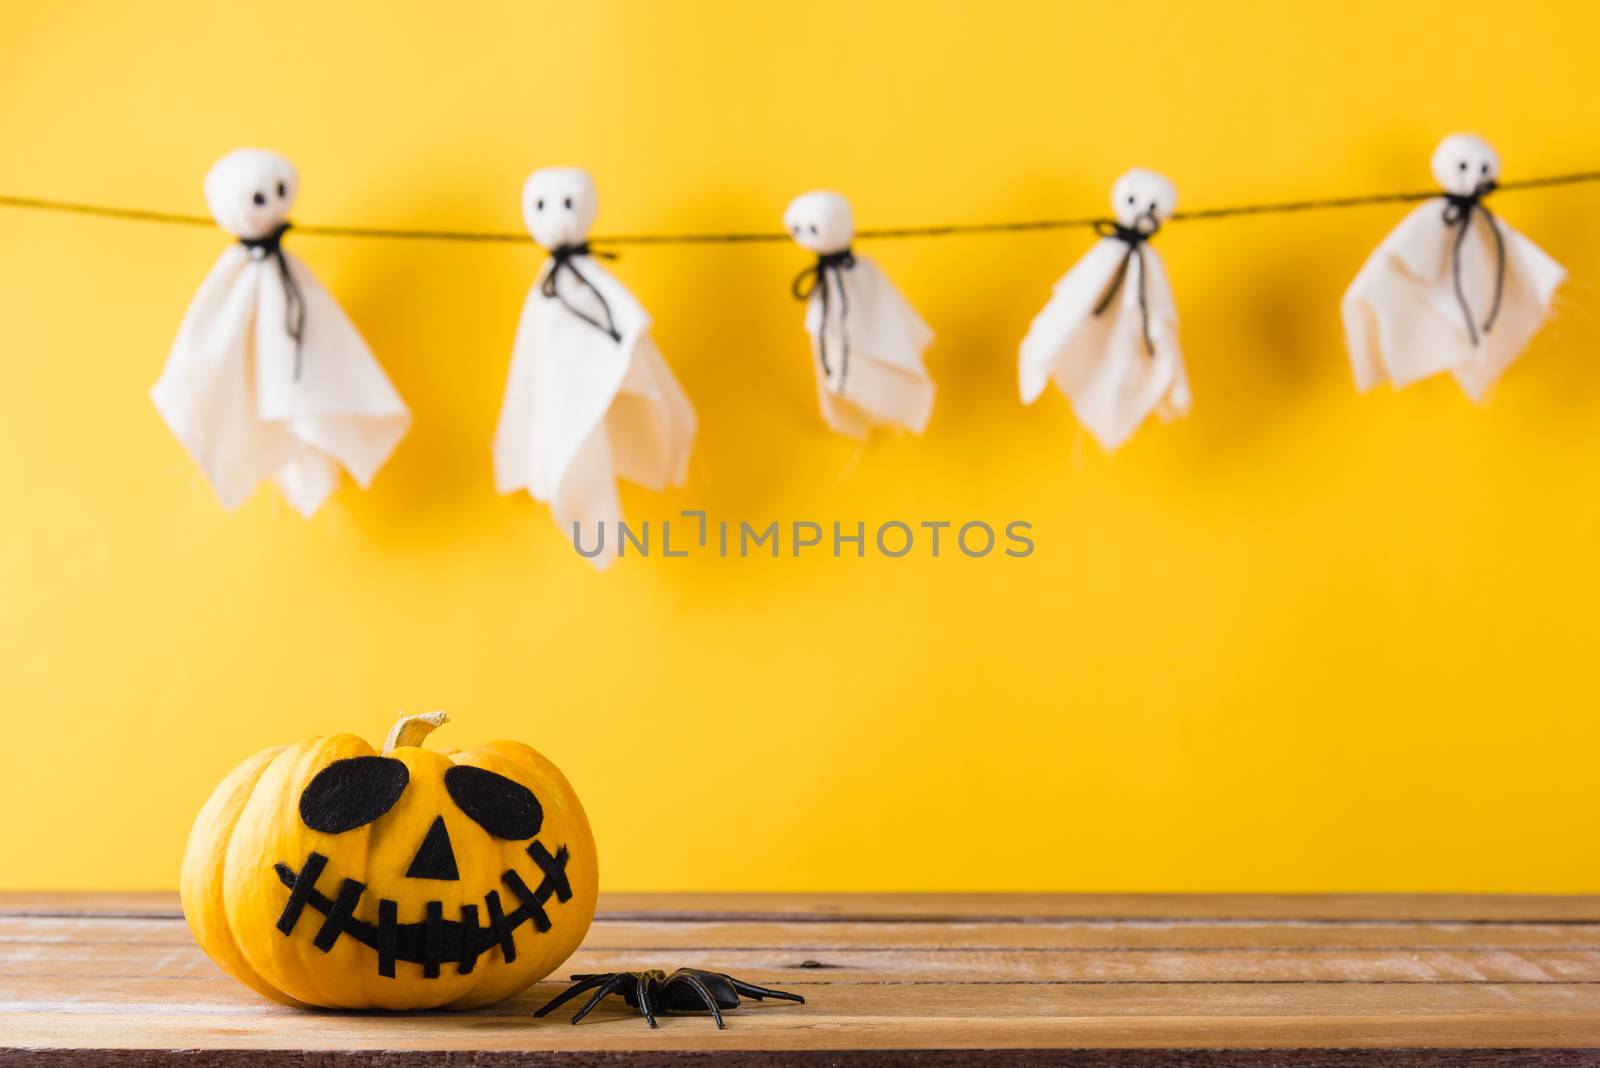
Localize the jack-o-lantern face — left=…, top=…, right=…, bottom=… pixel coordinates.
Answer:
left=277, top=756, right=570, bottom=979
left=181, top=713, right=598, bottom=1011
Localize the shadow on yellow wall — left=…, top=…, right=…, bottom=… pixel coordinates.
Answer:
left=3, top=0, right=1599, bottom=891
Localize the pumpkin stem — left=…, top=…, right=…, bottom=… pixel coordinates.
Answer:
left=383, top=711, right=449, bottom=754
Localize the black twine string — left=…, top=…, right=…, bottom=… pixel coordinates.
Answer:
left=1441, top=183, right=1506, bottom=345
left=791, top=248, right=856, bottom=386
left=237, top=221, right=306, bottom=378
left=541, top=243, right=622, bottom=342
left=1090, top=217, right=1158, bottom=356
left=1, top=170, right=1597, bottom=245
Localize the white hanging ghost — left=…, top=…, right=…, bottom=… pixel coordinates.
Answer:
left=1342, top=134, right=1565, bottom=401
left=151, top=149, right=410, bottom=516
left=1019, top=169, right=1189, bottom=450
left=493, top=167, right=696, bottom=568
left=784, top=192, right=935, bottom=438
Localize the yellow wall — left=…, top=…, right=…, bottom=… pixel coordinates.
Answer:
left=4, top=0, right=1600, bottom=893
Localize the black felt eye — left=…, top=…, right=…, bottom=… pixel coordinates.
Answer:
left=276, top=181, right=287, bottom=199
left=300, top=756, right=409, bottom=833
left=1127, top=194, right=1136, bottom=204
left=252, top=191, right=266, bottom=206
left=808, top=224, right=817, bottom=235
left=1458, top=161, right=1468, bottom=171
left=563, top=196, right=573, bottom=210
left=1480, top=162, right=1489, bottom=173
left=536, top=198, right=545, bottom=211
left=445, top=765, right=543, bottom=839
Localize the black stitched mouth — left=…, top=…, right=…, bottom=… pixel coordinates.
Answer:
left=272, top=839, right=572, bottom=979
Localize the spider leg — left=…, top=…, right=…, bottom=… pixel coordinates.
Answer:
left=674, top=972, right=727, bottom=1029
left=728, top=977, right=806, bottom=1004
left=532, top=973, right=614, bottom=1018
left=635, top=971, right=657, bottom=1028
left=569, top=973, right=631, bottom=1025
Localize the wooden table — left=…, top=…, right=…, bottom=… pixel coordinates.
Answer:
left=4, top=892, right=1600, bottom=1065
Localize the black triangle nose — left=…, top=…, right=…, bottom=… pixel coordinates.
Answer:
left=405, top=815, right=460, bottom=880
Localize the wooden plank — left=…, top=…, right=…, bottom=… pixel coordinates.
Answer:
left=4, top=893, right=1600, bottom=1064
left=7, top=975, right=1600, bottom=1018
left=12, top=915, right=1600, bottom=950
left=8, top=891, right=1600, bottom=923
left=11, top=940, right=1600, bottom=984
left=568, top=919, right=1600, bottom=952
left=3, top=1001, right=1600, bottom=1050
left=4, top=1051, right=1600, bottom=1068
left=591, top=893, right=1600, bottom=924
left=0, top=892, right=178, bottom=918
left=7, top=1052, right=1600, bottom=1068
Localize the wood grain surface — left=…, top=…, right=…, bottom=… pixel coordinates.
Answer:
left=3, top=893, right=1600, bottom=1065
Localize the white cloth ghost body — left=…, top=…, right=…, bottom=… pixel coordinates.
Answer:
left=1019, top=169, right=1189, bottom=451
left=151, top=149, right=409, bottom=517
left=785, top=192, right=935, bottom=438
left=493, top=167, right=696, bottom=568
left=1342, top=134, right=1565, bottom=401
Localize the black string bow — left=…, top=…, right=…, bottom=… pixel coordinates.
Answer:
left=1091, top=217, right=1159, bottom=357
left=238, top=222, right=306, bottom=379
left=1440, top=181, right=1506, bottom=346
left=542, top=243, right=622, bottom=342
left=792, top=248, right=856, bottom=387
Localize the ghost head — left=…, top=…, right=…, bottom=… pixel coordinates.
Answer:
left=785, top=192, right=854, bottom=255
left=1110, top=168, right=1177, bottom=234
left=523, top=168, right=598, bottom=251
left=204, top=149, right=298, bottom=241
left=1431, top=134, right=1500, bottom=197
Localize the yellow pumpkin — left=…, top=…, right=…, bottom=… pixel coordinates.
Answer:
left=180, top=712, right=598, bottom=1009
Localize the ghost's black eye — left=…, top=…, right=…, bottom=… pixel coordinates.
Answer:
left=277, top=181, right=287, bottom=199
left=252, top=192, right=266, bottom=206
left=445, top=765, right=542, bottom=839
left=300, top=756, right=409, bottom=833
left=1458, top=161, right=1468, bottom=171
left=563, top=197, right=573, bottom=210
left=535, top=198, right=545, bottom=211
left=808, top=224, right=817, bottom=235
left=1480, top=162, right=1489, bottom=174
left=1127, top=195, right=1136, bottom=204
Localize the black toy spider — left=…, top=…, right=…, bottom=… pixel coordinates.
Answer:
left=533, top=968, right=805, bottom=1028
